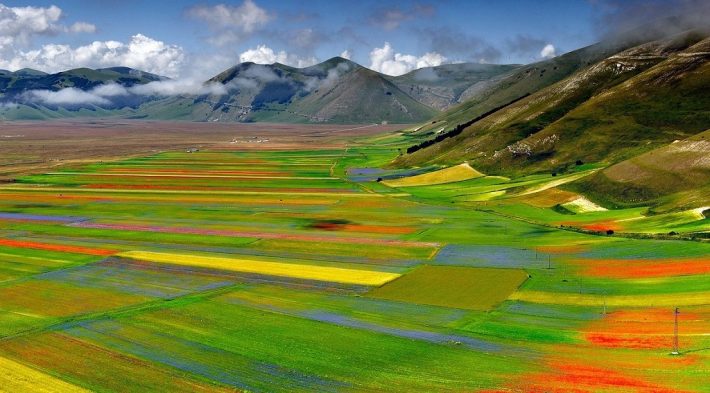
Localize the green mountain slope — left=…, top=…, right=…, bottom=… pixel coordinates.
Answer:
left=138, top=58, right=444, bottom=123
left=395, top=31, right=709, bottom=177
left=386, top=63, right=520, bottom=110
left=0, top=67, right=163, bottom=97
left=569, top=129, right=710, bottom=211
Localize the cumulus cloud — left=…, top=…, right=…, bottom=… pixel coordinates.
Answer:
left=0, top=34, right=185, bottom=78
left=0, top=3, right=95, bottom=48
left=239, top=44, right=317, bottom=68
left=187, top=0, right=272, bottom=46
left=0, top=4, right=184, bottom=78
left=540, top=43, right=557, bottom=59
left=339, top=50, right=351, bottom=60
left=369, top=42, right=446, bottom=76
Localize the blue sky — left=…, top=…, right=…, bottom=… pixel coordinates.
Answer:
left=0, top=0, right=691, bottom=78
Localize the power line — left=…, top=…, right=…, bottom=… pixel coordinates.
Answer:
left=671, top=307, right=680, bottom=355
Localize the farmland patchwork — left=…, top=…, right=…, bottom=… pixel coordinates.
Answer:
left=0, top=140, right=707, bottom=392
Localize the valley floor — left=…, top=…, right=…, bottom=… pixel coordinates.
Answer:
left=0, top=122, right=708, bottom=392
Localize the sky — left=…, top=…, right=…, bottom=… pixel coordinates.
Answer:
left=0, top=0, right=702, bottom=79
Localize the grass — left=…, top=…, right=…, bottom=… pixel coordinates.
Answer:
left=59, top=295, right=524, bottom=392
left=510, top=290, right=710, bottom=307
left=368, top=265, right=528, bottom=310
left=0, top=333, right=233, bottom=393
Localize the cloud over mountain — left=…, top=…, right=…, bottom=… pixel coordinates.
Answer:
left=238, top=45, right=318, bottom=68
left=369, top=42, right=446, bottom=76
left=0, top=34, right=185, bottom=78
left=540, top=44, right=556, bottom=59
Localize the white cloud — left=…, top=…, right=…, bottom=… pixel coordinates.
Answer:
left=369, top=42, right=447, bottom=76
left=187, top=1, right=272, bottom=46
left=340, top=50, right=351, bottom=60
left=0, top=4, right=95, bottom=48
left=24, top=78, right=228, bottom=107
left=90, top=83, right=129, bottom=97
left=0, top=34, right=185, bottom=78
left=68, top=22, right=96, bottom=34
left=239, top=45, right=317, bottom=68
left=540, top=43, right=557, bottom=59
left=0, top=4, right=62, bottom=47
left=26, top=87, right=110, bottom=106
left=239, top=45, right=284, bottom=64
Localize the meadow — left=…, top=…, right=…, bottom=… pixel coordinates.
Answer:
left=0, top=122, right=707, bottom=392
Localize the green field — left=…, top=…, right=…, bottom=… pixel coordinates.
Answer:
left=368, top=265, right=528, bottom=310
left=0, top=127, right=707, bottom=392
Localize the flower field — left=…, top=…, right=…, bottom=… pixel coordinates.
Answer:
left=0, top=130, right=707, bottom=392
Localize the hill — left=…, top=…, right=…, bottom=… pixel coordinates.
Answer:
left=395, top=30, right=710, bottom=179
left=569, top=129, right=710, bottom=211
left=0, top=59, right=518, bottom=123
left=0, top=67, right=166, bottom=120
left=138, top=57, right=444, bottom=123
left=0, top=67, right=163, bottom=97
left=386, top=63, right=520, bottom=110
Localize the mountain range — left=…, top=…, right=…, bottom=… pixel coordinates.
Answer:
left=395, top=25, right=709, bottom=212
left=0, top=21, right=707, bottom=211
left=0, top=58, right=518, bottom=123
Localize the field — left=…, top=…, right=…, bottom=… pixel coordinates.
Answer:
left=382, top=162, right=483, bottom=187
left=0, top=121, right=707, bottom=392
left=368, top=265, right=528, bottom=310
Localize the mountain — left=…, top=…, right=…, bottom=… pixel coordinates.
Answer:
left=0, top=67, right=164, bottom=98
left=0, top=67, right=166, bottom=120
left=570, top=129, right=710, bottom=212
left=394, top=30, right=709, bottom=176
left=0, top=58, right=519, bottom=123
left=138, top=57, right=442, bottom=123
left=385, top=63, right=520, bottom=110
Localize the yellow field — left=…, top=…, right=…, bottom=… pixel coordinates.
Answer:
left=510, top=290, right=710, bottom=307
left=0, top=356, right=89, bottom=393
left=119, top=251, right=401, bottom=286
left=383, top=163, right=483, bottom=187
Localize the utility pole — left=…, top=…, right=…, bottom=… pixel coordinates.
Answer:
left=671, top=307, right=680, bottom=355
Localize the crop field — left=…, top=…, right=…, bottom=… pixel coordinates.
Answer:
left=0, top=122, right=707, bottom=392
left=382, top=163, right=483, bottom=187
left=368, top=265, right=528, bottom=310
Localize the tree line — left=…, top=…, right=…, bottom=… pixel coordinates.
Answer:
left=406, top=93, right=531, bottom=154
